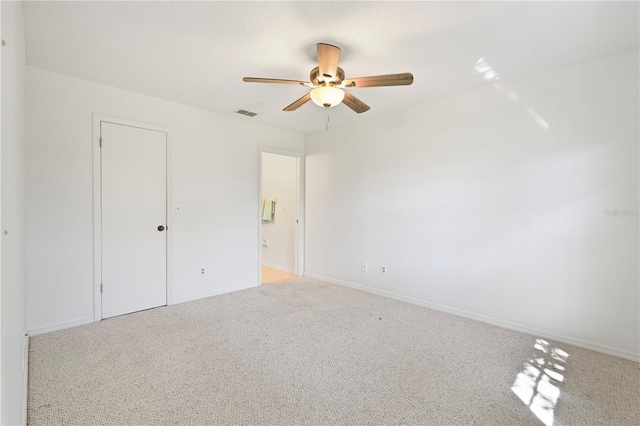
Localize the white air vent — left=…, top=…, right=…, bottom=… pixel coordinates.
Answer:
left=235, top=109, right=258, bottom=117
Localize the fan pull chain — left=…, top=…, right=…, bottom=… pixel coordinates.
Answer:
left=326, top=113, right=330, bottom=131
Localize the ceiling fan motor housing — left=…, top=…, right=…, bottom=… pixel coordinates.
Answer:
left=310, top=66, right=345, bottom=85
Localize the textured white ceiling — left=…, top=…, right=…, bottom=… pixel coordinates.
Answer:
left=23, top=1, right=639, bottom=134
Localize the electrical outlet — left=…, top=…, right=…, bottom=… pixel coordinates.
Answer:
left=200, top=268, right=205, bottom=275
left=381, top=265, right=388, bottom=274
left=361, top=261, right=368, bottom=272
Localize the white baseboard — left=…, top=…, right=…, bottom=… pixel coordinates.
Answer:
left=304, top=272, right=639, bottom=363
left=23, top=332, right=29, bottom=426
left=28, top=317, right=95, bottom=337
left=262, top=262, right=294, bottom=273
left=171, top=283, right=259, bottom=305
left=26, top=285, right=259, bottom=337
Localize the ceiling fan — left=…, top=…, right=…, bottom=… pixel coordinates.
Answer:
left=243, top=43, right=414, bottom=114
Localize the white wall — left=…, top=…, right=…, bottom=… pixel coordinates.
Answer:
left=1, top=1, right=28, bottom=423
left=305, top=50, right=639, bottom=361
left=26, top=66, right=304, bottom=334
left=261, top=152, right=297, bottom=272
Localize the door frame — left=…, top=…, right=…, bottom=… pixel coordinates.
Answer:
left=258, top=146, right=305, bottom=284
left=92, top=114, right=173, bottom=322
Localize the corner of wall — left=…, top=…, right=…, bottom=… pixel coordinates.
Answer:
left=1, top=0, right=29, bottom=424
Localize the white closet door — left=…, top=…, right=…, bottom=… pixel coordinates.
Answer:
left=101, top=122, right=167, bottom=319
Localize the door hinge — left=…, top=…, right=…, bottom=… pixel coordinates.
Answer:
left=99, top=137, right=102, bottom=147
left=100, top=283, right=103, bottom=293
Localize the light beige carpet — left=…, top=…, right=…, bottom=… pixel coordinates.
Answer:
left=28, top=277, right=639, bottom=425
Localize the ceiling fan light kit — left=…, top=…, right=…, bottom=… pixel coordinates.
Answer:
left=243, top=43, right=413, bottom=114
left=310, top=85, right=345, bottom=108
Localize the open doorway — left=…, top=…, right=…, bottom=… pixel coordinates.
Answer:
left=259, top=148, right=304, bottom=284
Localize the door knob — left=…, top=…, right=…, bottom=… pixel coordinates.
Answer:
left=157, top=225, right=165, bottom=231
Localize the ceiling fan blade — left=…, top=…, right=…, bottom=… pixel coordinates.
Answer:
left=243, top=77, right=313, bottom=87
left=317, top=43, right=341, bottom=81
left=342, top=92, right=370, bottom=114
left=283, top=93, right=312, bottom=111
left=341, top=73, right=414, bottom=88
